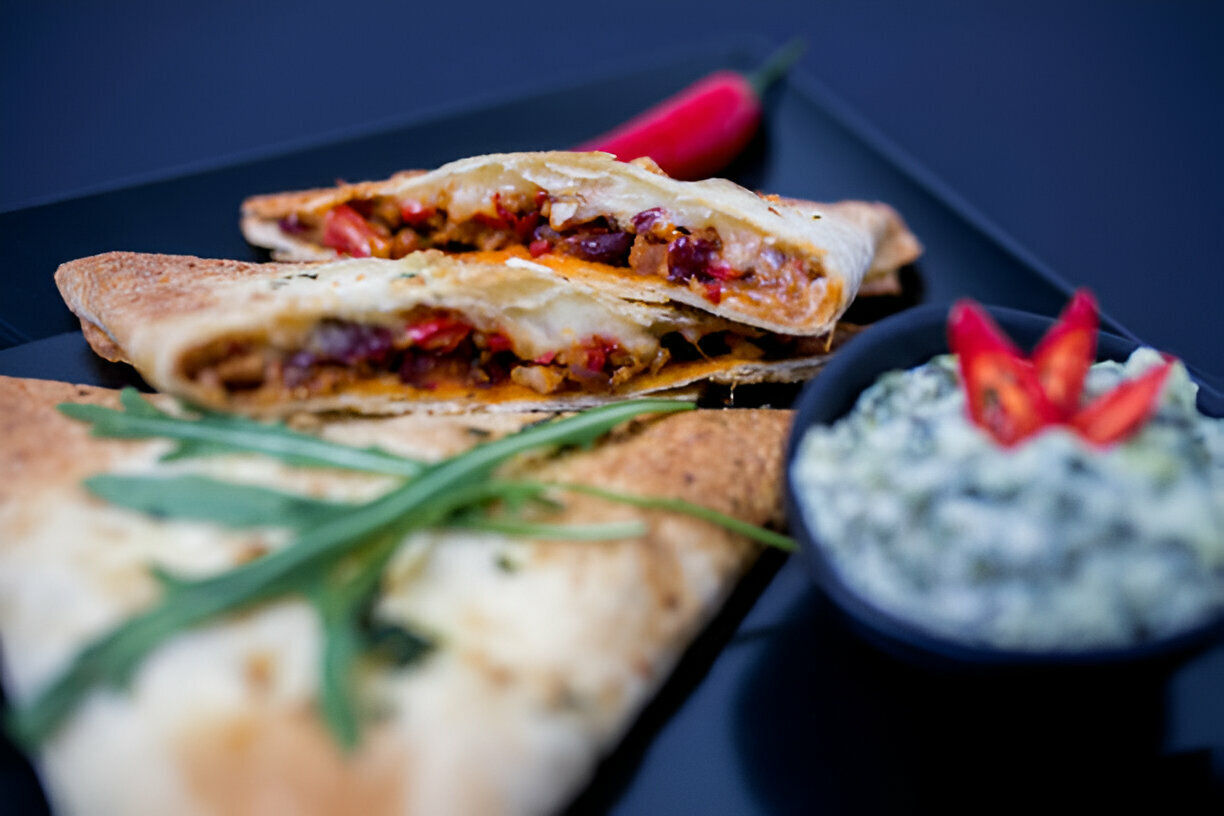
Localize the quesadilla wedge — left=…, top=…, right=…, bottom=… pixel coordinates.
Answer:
left=240, top=151, right=921, bottom=336
left=56, top=250, right=860, bottom=416
left=0, top=376, right=790, bottom=816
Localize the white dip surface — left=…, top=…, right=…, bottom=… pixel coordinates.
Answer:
left=791, top=349, right=1224, bottom=651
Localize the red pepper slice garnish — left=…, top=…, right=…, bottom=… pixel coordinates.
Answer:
left=948, top=293, right=1179, bottom=448
left=405, top=316, right=472, bottom=352
left=323, top=204, right=389, bottom=258
left=947, top=299, right=1025, bottom=360
left=958, top=351, right=1061, bottom=446
left=573, top=40, right=803, bottom=180
left=1069, top=359, right=1173, bottom=446
left=949, top=300, right=1059, bottom=446
left=1031, top=289, right=1098, bottom=418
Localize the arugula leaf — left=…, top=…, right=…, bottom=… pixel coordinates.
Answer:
left=84, top=474, right=352, bottom=529
left=9, top=399, right=693, bottom=749
left=309, top=534, right=404, bottom=752
left=450, top=516, right=649, bottom=540
left=59, top=389, right=424, bottom=477
left=533, top=481, right=797, bottom=552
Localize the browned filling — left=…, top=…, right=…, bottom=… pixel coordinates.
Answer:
left=179, top=307, right=816, bottom=403
left=278, top=190, right=818, bottom=307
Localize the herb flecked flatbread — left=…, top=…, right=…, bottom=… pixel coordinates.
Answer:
left=0, top=376, right=789, bottom=816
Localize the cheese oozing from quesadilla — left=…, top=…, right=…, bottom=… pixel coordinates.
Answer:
left=240, top=151, right=922, bottom=337
left=56, top=251, right=850, bottom=416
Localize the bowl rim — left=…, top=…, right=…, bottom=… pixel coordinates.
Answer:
left=785, top=302, right=1224, bottom=668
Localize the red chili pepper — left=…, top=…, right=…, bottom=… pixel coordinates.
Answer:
left=1031, top=289, right=1098, bottom=417
left=947, top=299, right=1024, bottom=360
left=1070, top=359, right=1173, bottom=446
left=949, top=300, right=1059, bottom=446
left=948, top=293, right=1179, bottom=448
left=959, top=350, right=1061, bottom=446
left=323, top=204, right=388, bottom=258
left=573, top=40, right=804, bottom=180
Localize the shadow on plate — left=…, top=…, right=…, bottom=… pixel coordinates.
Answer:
left=730, top=571, right=1224, bottom=814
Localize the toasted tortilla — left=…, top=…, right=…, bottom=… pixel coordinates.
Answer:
left=240, top=151, right=921, bottom=336
left=0, top=375, right=790, bottom=816
left=56, top=250, right=859, bottom=417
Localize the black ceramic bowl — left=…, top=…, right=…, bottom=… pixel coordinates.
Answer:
left=785, top=303, right=1224, bottom=671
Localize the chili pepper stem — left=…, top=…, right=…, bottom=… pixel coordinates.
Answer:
left=745, top=38, right=806, bottom=98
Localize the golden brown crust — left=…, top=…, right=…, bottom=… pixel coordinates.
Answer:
left=54, top=253, right=260, bottom=350
left=0, top=377, right=141, bottom=503
left=177, top=709, right=409, bottom=816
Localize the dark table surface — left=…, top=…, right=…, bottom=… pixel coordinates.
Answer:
left=3, top=2, right=1224, bottom=813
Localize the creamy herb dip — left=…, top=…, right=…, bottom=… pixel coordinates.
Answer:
left=792, top=348, right=1224, bottom=651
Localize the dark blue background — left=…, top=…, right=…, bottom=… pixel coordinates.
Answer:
left=3, top=0, right=1221, bottom=380
left=3, top=3, right=1224, bottom=811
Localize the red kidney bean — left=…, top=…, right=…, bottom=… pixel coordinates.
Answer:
left=561, top=231, right=634, bottom=265
left=666, top=235, right=721, bottom=283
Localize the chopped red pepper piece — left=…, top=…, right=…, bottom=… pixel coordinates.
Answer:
left=528, top=239, right=551, bottom=257
left=323, top=204, right=388, bottom=258
left=399, top=200, right=436, bottom=227
left=473, top=193, right=543, bottom=242
left=1069, top=359, right=1173, bottom=446
left=1031, top=289, right=1098, bottom=417
left=484, top=332, right=514, bottom=354
left=577, top=336, right=620, bottom=374
left=405, top=316, right=472, bottom=352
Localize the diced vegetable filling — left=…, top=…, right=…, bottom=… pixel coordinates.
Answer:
left=180, top=308, right=801, bottom=401
left=278, top=190, right=817, bottom=305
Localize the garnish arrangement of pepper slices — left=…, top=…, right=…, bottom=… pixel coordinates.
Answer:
left=948, top=290, right=1175, bottom=447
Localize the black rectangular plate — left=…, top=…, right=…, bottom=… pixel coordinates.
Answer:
left=2, top=40, right=1221, bottom=814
